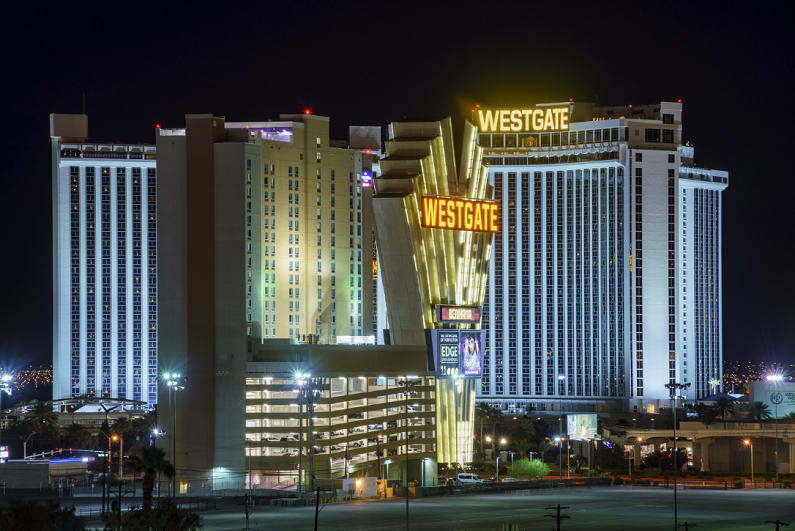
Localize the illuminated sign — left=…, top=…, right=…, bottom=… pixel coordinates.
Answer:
left=0, top=446, right=8, bottom=460
left=478, top=108, right=569, bottom=132
left=362, top=170, right=372, bottom=188
left=431, top=330, right=482, bottom=379
left=437, top=306, right=481, bottom=323
left=567, top=414, right=598, bottom=440
left=421, top=196, right=498, bottom=232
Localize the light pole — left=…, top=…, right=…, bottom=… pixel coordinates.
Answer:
left=164, top=373, right=185, bottom=498
left=152, top=429, right=165, bottom=498
left=294, top=372, right=307, bottom=498
left=398, top=378, right=419, bottom=531
left=0, top=374, right=13, bottom=497
left=98, top=430, right=118, bottom=515
left=743, top=439, right=754, bottom=484
left=557, top=374, right=565, bottom=482
left=664, top=381, right=691, bottom=531
left=767, top=374, right=783, bottom=486
left=555, top=437, right=562, bottom=483
left=23, top=431, right=36, bottom=459
left=495, top=456, right=499, bottom=482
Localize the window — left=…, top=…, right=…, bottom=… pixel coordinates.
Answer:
left=318, top=262, right=322, bottom=272
left=668, top=154, right=675, bottom=163
left=662, top=129, right=674, bottom=143
left=316, top=169, right=321, bottom=180
left=331, top=209, right=335, bottom=220
left=289, top=166, right=293, bottom=176
left=349, top=172, right=353, bottom=183
left=331, top=275, right=336, bottom=286
left=663, top=114, right=674, bottom=124
left=295, top=180, right=298, bottom=191
left=331, top=236, right=335, bottom=247
left=317, top=152, right=321, bottom=163
left=270, top=164, right=275, bottom=175
left=635, top=153, right=642, bottom=162
left=645, top=129, right=661, bottom=143
left=331, top=170, right=335, bottom=180
left=317, top=195, right=321, bottom=206
left=318, top=275, right=322, bottom=286
left=316, top=137, right=321, bottom=148
left=331, top=289, right=335, bottom=299
left=295, top=167, right=299, bottom=178
left=317, top=208, right=321, bottom=219
left=349, top=185, right=354, bottom=196
left=317, top=222, right=321, bottom=233
left=331, top=223, right=335, bottom=233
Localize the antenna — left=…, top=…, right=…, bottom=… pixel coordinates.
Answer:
left=82, top=92, right=86, bottom=115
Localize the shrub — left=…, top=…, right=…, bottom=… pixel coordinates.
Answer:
left=781, top=481, right=793, bottom=489
left=587, top=470, right=599, bottom=478
left=613, top=477, right=624, bottom=485
left=732, top=481, right=744, bottom=489
left=645, top=468, right=662, bottom=479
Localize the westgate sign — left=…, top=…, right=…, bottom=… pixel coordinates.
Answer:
left=421, top=196, right=498, bottom=232
left=478, top=107, right=570, bottom=132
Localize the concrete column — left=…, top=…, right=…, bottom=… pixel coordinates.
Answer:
left=633, top=443, right=642, bottom=468
left=787, top=438, right=795, bottom=474
left=698, top=438, right=715, bottom=472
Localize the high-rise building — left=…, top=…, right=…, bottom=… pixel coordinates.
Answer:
left=475, top=102, right=727, bottom=411
left=156, top=113, right=374, bottom=488
left=50, top=114, right=158, bottom=407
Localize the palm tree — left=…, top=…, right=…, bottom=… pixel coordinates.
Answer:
left=746, top=401, right=773, bottom=420
left=132, top=411, right=157, bottom=448
left=29, top=402, right=59, bottom=427
left=783, top=412, right=795, bottom=421
left=533, top=439, right=553, bottom=463
left=511, top=419, right=534, bottom=444
left=515, top=439, right=533, bottom=459
left=128, top=445, right=175, bottom=511
left=714, top=397, right=735, bottom=419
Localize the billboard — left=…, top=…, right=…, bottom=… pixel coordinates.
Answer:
left=567, top=414, right=598, bottom=440
left=431, top=330, right=482, bottom=379
left=749, top=381, right=795, bottom=417
left=437, top=331, right=461, bottom=378
left=460, top=332, right=482, bottom=378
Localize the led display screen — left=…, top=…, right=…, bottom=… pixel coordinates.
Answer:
left=567, top=413, right=598, bottom=440
left=437, top=306, right=481, bottom=323
left=460, top=332, right=482, bottom=378
left=431, top=330, right=483, bottom=379
left=362, top=170, right=372, bottom=188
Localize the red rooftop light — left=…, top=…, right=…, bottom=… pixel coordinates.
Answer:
left=569, top=98, right=573, bottom=102
left=476, top=104, right=480, bottom=108
left=629, top=104, right=633, bottom=108
left=156, top=124, right=161, bottom=128
left=678, top=99, right=682, bottom=103
left=305, top=109, right=310, bottom=115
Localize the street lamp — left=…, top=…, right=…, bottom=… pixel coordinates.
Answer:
left=743, top=439, right=754, bottom=484
left=397, top=378, right=419, bottom=531
left=557, top=374, right=566, bottom=482
left=152, top=429, right=166, bottom=498
left=665, top=381, right=691, bottom=531
left=23, top=431, right=36, bottom=459
left=766, top=374, right=783, bottom=487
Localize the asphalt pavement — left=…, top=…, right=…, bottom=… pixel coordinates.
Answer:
left=180, top=488, right=795, bottom=531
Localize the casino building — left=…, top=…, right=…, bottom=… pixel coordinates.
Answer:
left=475, top=102, right=728, bottom=412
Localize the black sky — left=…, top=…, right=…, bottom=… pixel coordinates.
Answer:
left=1, top=2, right=793, bottom=371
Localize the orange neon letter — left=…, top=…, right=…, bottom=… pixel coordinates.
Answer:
left=455, top=201, right=465, bottom=229
left=438, top=199, right=447, bottom=228
left=473, top=203, right=482, bottom=230
left=490, top=204, right=499, bottom=232
left=464, top=202, right=473, bottom=229
left=447, top=199, right=455, bottom=227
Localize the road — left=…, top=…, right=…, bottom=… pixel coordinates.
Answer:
left=188, top=488, right=794, bottom=531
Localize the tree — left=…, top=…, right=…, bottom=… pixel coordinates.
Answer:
left=515, top=439, right=533, bottom=459
left=783, top=412, right=795, bottom=420
left=615, top=418, right=631, bottom=427
left=533, top=439, right=553, bottom=463
left=474, top=403, right=501, bottom=454
left=128, top=445, right=175, bottom=511
left=510, top=458, right=549, bottom=481
left=102, top=498, right=201, bottom=531
left=0, top=499, right=86, bottom=531
left=530, top=419, right=551, bottom=446
left=29, top=401, right=59, bottom=427
left=131, top=411, right=157, bottom=451
left=61, top=423, right=92, bottom=449
left=510, top=419, right=534, bottom=444
left=746, top=401, right=773, bottom=420
left=595, top=441, right=627, bottom=469
left=699, top=408, right=717, bottom=428
left=570, top=454, right=588, bottom=474
left=714, top=397, right=736, bottom=419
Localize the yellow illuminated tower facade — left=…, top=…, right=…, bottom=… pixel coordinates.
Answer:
left=373, top=116, right=493, bottom=466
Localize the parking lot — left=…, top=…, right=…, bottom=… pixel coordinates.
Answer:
left=193, top=487, right=794, bottom=530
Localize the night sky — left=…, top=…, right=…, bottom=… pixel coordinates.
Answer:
left=1, top=3, right=793, bottom=371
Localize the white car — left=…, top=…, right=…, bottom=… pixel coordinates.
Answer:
left=456, top=473, right=484, bottom=484
left=407, top=447, right=422, bottom=453
left=262, top=437, right=280, bottom=442
left=500, top=477, right=518, bottom=483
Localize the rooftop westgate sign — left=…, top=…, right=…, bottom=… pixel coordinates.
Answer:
left=478, top=108, right=569, bottom=132
left=421, top=196, right=498, bottom=233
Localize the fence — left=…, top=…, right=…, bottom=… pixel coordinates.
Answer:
left=74, top=499, right=216, bottom=520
